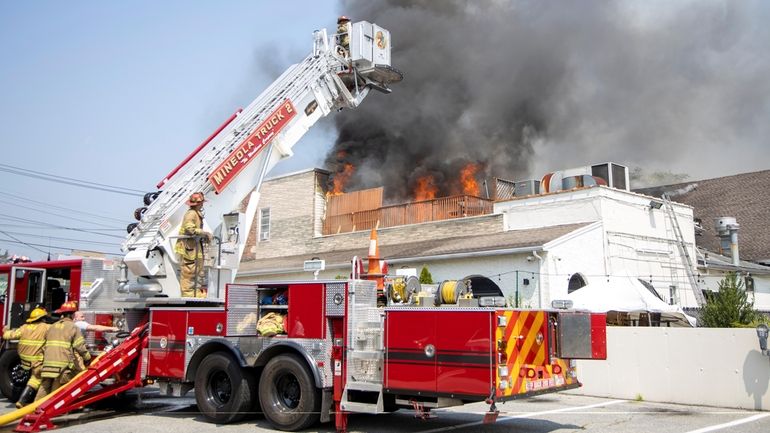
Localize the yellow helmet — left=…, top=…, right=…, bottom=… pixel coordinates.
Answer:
left=26, top=307, right=47, bottom=323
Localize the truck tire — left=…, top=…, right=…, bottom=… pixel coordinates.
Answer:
left=194, top=352, right=255, bottom=424
left=0, top=349, right=28, bottom=402
left=259, top=353, right=320, bottom=431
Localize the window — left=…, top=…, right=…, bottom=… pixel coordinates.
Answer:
left=567, top=273, right=587, bottom=294
left=259, top=208, right=271, bottom=241
left=668, top=285, right=678, bottom=305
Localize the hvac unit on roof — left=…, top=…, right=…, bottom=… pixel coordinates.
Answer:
left=539, top=162, right=630, bottom=194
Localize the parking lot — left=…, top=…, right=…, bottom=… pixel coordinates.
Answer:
left=2, top=391, right=769, bottom=433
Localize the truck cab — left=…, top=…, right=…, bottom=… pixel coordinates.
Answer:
left=0, top=258, right=124, bottom=401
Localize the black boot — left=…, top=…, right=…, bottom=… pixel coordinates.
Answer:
left=15, top=386, right=36, bottom=409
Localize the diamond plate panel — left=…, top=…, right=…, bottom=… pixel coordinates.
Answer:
left=226, top=284, right=258, bottom=308
left=227, top=309, right=258, bottom=336
left=79, top=258, right=126, bottom=310
left=346, top=280, right=384, bottom=385
left=325, top=282, right=346, bottom=317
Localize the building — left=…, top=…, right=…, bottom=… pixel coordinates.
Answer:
left=236, top=163, right=744, bottom=316
left=637, top=170, right=770, bottom=310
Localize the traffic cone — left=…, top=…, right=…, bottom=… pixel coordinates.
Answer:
left=364, top=225, right=386, bottom=306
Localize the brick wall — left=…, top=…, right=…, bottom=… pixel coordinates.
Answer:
left=244, top=170, right=320, bottom=261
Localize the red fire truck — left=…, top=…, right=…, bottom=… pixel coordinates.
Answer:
left=1, top=20, right=606, bottom=433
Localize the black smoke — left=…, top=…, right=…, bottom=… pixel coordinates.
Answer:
left=326, top=0, right=770, bottom=199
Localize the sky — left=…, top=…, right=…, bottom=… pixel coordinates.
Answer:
left=0, top=1, right=341, bottom=260
left=1, top=1, right=769, bottom=261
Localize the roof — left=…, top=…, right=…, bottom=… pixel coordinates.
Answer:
left=636, top=169, right=770, bottom=264
left=697, top=247, right=770, bottom=275
left=239, top=223, right=589, bottom=276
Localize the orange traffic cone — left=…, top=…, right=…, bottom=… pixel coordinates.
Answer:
left=364, top=224, right=387, bottom=306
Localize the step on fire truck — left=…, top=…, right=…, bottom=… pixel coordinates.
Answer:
left=0, top=20, right=606, bottom=433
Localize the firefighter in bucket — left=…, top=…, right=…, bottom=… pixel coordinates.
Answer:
left=175, top=192, right=213, bottom=298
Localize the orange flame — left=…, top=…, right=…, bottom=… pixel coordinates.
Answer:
left=329, top=163, right=354, bottom=196
left=414, top=175, right=438, bottom=201
left=460, top=163, right=480, bottom=196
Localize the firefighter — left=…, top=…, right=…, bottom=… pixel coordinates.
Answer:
left=35, top=301, right=92, bottom=401
left=1, top=306, right=50, bottom=408
left=337, top=15, right=351, bottom=54
left=174, top=192, right=213, bottom=298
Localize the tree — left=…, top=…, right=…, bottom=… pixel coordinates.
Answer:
left=699, top=273, right=761, bottom=327
left=419, top=266, right=433, bottom=284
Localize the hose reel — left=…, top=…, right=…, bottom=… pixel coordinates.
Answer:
left=437, top=279, right=472, bottom=305
left=387, top=275, right=421, bottom=304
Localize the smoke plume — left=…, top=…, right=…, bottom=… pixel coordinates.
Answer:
left=326, top=0, right=770, bottom=200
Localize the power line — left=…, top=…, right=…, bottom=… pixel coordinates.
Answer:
left=0, top=230, right=118, bottom=246
left=1, top=201, right=119, bottom=228
left=0, top=214, right=125, bottom=239
left=0, top=191, right=127, bottom=224
left=0, top=223, right=125, bottom=232
left=0, top=229, right=47, bottom=254
left=0, top=238, right=121, bottom=257
left=0, top=163, right=145, bottom=196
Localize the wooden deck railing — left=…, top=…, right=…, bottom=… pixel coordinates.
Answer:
left=323, top=195, right=494, bottom=235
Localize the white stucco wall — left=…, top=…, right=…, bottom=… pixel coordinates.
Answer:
left=543, top=222, right=606, bottom=306
left=498, top=187, right=701, bottom=309
left=496, top=188, right=601, bottom=230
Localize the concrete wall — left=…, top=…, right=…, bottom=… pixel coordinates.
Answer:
left=573, top=327, right=770, bottom=410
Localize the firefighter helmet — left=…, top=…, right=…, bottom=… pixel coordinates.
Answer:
left=338, top=15, right=350, bottom=24
left=55, top=301, right=78, bottom=314
left=26, top=307, right=48, bottom=323
left=186, top=192, right=206, bottom=206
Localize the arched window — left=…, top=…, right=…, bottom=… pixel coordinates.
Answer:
left=567, top=273, right=587, bottom=294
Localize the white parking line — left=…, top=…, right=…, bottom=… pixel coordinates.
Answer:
left=683, top=413, right=770, bottom=433
left=419, top=399, right=627, bottom=433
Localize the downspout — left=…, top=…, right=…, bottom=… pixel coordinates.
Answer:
left=532, top=250, right=544, bottom=308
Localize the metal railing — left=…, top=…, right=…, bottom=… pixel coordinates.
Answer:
left=323, top=195, right=493, bottom=235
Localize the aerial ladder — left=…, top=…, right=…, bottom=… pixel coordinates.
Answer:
left=119, top=21, right=401, bottom=299
left=0, top=20, right=401, bottom=432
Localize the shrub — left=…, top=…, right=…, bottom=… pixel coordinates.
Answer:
left=419, top=266, right=433, bottom=284
left=699, top=273, right=761, bottom=328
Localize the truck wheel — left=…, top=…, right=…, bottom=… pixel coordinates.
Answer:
left=194, top=352, right=255, bottom=424
left=0, top=349, right=28, bottom=402
left=259, top=353, right=320, bottom=431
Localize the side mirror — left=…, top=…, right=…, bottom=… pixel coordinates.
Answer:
left=756, top=324, right=769, bottom=355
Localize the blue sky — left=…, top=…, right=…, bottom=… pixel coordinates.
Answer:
left=0, top=1, right=341, bottom=259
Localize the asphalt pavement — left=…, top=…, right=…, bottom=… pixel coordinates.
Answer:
left=1, top=390, right=769, bottom=433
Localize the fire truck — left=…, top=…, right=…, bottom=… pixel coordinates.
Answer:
left=0, top=20, right=607, bottom=433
